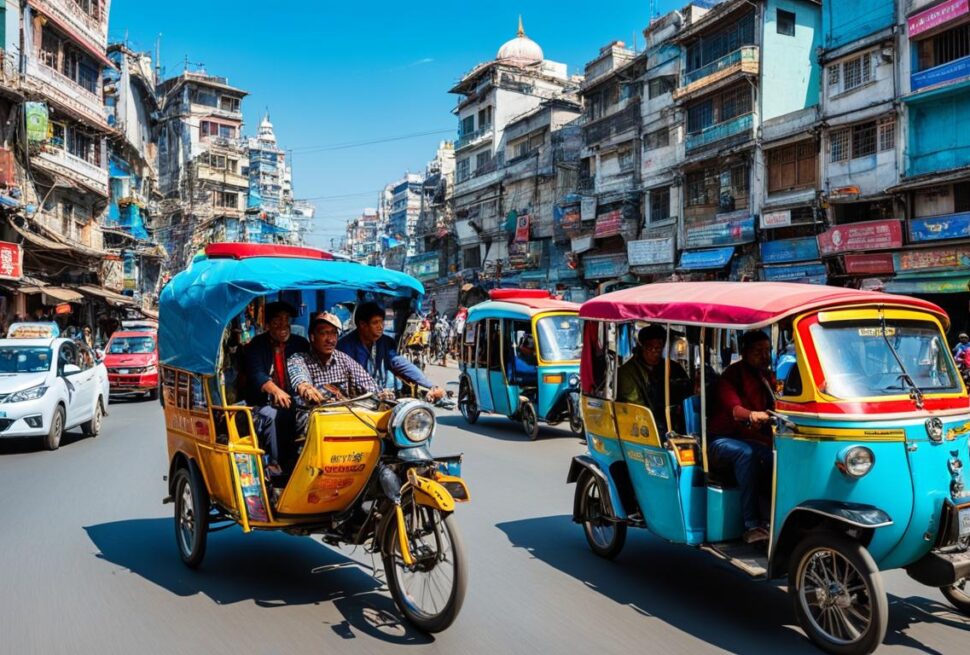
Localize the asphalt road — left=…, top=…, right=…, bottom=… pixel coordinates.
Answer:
left=1, top=365, right=968, bottom=654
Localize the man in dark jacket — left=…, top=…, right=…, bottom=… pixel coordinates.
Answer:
left=616, top=324, right=691, bottom=434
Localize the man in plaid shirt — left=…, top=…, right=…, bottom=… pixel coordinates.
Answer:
left=287, top=313, right=380, bottom=404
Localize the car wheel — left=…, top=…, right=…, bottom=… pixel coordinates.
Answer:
left=44, top=405, right=65, bottom=451
left=148, top=387, right=159, bottom=400
left=82, top=398, right=103, bottom=437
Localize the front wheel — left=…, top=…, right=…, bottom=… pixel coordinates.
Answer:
left=82, top=398, right=103, bottom=437
left=458, top=377, right=479, bottom=424
left=941, top=579, right=970, bottom=615
left=173, top=465, right=209, bottom=569
left=44, top=405, right=65, bottom=451
left=789, top=532, right=887, bottom=655
left=578, top=473, right=626, bottom=559
left=568, top=396, right=584, bottom=435
left=520, top=400, right=540, bottom=441
left=383, top=505, right=467, bottom=633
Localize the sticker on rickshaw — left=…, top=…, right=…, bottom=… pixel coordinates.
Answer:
left=234, top=453, right=269, bottom=522
left=645, top=453, right=670, bottom=479
left=947, top=423, right=970, bottom=440
left=857, top=327, right=896, bottom=337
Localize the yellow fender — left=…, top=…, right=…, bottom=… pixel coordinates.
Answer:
left=407, top=470, right=456, bottom=512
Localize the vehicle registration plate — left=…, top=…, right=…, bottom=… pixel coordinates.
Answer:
left=960, top=508, right=970, bottom=538
left=118, top=369, right=129, bottom=374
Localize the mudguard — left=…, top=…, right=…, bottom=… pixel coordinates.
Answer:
left=567, top=455, right=628, bottom=521
left=407, top=470, right=456, bottom=512
left=790, top=500, right=893, bottom=528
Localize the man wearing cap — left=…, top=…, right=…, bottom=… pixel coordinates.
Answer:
left=616, top=324, right=691, bottom=435
left=954, top=333, right=970, bottom=362
left=338, top=301, right=445, bottom=402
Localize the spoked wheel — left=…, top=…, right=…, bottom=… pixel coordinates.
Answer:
left=790, top=532, right=887, bottom=655
left=173, top=466, right=210, bottom=569
left=383, top=503, right=467, bottom=633
left=458, top=377, right=479, bottom=424
left=578, top=473, right=625, bottom=559
left=520, top=400, right=540, bottom=441
left=568, top=397, right=584, bottom=435
left=941, top=578, right=970, bottom=615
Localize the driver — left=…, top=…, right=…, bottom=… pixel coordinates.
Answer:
left=288, top=313, right=381, bottom=406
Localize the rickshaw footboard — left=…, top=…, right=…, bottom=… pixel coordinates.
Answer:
left=905, top=548, right=970, bottom=587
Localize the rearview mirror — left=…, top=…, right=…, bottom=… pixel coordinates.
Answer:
left=63, top=363, right=81, bottom=376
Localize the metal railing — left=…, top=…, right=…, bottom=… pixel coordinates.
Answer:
left=455, top=126, right=493, bottom=150
left=682, top=46, right=759, bottom=87
left=685, top=113, right=754, bottom=152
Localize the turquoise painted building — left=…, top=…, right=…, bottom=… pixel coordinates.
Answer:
left=821, top=0, right=896, bottom=52
left=762, top=0, right=822, bottom=120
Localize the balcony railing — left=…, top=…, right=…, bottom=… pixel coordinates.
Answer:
left=24, top=58, right=105, bottom=127
left=34, top=147, right=108, bottom=195
left=55, top=0, right=108, bottom=47
left=675, top=46, right=759, bottom=101
left=685, top=113, right=754, bottom=153
left=455, top=126, right=493, bottom=150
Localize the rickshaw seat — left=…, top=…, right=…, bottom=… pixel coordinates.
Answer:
left=683, top=395, right=701, bottom=436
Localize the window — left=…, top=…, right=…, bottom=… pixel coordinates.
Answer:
left=917, top=22, right=970, bottom=71
left=837, top=53, right=873, bottom=94
left=218, top=124, right=236, bottom=139
left=192, top=90, right=218, bottom=107
left=227, top=158, right=238, bottom=173
left=852, top=122, right=877, bottom=158
left=878, top=118, right=895, bottom=152
left=827, top=65, right=840, bottom=87
left=529, top=133, right=544, bottom=151
left=685, top=11, right=756, bottom=73
left=68, top=130, right=97, bottom=164
left=644, top=127, right=670, bottom=150
left=647, top=76, right=677, bottom=98
left=214, top=191, right=238, bottom=208
left=462, top=246, right=481, bottom=269
left=687, top=99, right=714, bottom=133
left=767, top=142, right=817, bottom=192
left=40, top=31, right=59, bottom=68
left=61, top=45, right=98, bottom=94
left=618, top=148, right=634, bottom=172
left=475, top=151, right=491, bottom=170
left=456, top=158, right=470, bottom=182
left=219, top=96, right=240, bottom=113
left=477, top=106, right=493, bottom=130
left=830, top=128, right=850, bottom=162
left=50, top=122, right=66, bottom=149
left=830, top=119, right=891, bottom=162
left=720, top=86, right=751, bottom=121
left=686, top=86, right=750, bottom=134
left=686, top=169, right=714, bottom=207
left=777, top=9, right=795, bottom=36
left=460, top=115, right=474, bottom=136
left=649, top=187, right=671, bottom=222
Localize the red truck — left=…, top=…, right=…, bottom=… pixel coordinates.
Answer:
left=104, top=329, right=159, bottom=398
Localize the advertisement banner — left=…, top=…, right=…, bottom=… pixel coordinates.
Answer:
left=684, top=214, right=755, bottom=248
left=560, top=207, right=581, bottom=230
left=895, top=246, right=970, bottom=272
left=679, top=247, right=735, bottom=270
left=760, top=237, right=819, bottom=264
left=571, top=235, right=594, bottom=254
left=0, top=241, right=22, bottom=280
left=761, top=210, right=792, bottom=229
left=817, top=219, right=903, bottom=256
left=583, top=253, right=629, bottom=279
left=912, top=55, right=970, bottom=91
left=844, top=253, right=896, bottom=275
left=581, top=196, right=597, bottom=221
left=405, top=252, right=439, bottom=281
left=628, top=237, right=675, bottom=266
left=909, top=0, right=968, bottom=37
left=761, top=262, right=827, bottom=283
left=594, top=210, right=622, bottom=238
left=909, top=212, right=970, bottom=242
left=515, top=213, right=531, bottom=242
left=25, top=102, right=48, bottom=143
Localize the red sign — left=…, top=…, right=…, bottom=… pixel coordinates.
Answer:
left=0, top=241, right=22, bottom=280
left=843, top=253, right=895, bottom=275
left=514, top=214, right=531, bottom=243
left=909, top=0, right=969, bottom=37
left=817, top=219, right=903, bottom=256
left=594, top=210, right=622, bottom=238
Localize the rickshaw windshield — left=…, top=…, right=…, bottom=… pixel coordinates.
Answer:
left=536, top=315, right=581, bottom=361
left=809, top=319, right=959, bottom=399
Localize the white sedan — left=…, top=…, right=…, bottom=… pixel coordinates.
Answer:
left=0, top=336, right=109, bottom=449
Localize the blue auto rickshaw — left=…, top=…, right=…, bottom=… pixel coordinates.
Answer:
left=458, top=289, right=582, bottom=439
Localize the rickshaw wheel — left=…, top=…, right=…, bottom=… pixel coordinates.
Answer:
left=521, top=401, right=540, bottom=440
left=458, top=378, right=479, bottom=424
left=578, top=474, right=626, bottom=559
left=173, top=466, right=209, bottom=569
left=789, top=532, right=887, bottom=655
left=941, top=579, right=970, bottom=615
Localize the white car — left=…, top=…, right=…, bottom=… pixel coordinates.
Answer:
left=0, top=336, right=109, bottom=449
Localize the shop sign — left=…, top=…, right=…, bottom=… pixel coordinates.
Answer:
left=761, top=262, right=827, bottom=284
left=912, top=55, right=970, bottom=91
left=583, top=253, right=629, bottom=279
left=909, top=212, right=970, bottom=242
left=514, top=213, right=531, bottom=242
left=25, top=102, right=48, bottom=143
left=828, top=186, right=860, bottom=200
left=405, top=253, right=439, bottom=281
left=628, top=237, right=675, bottom=266
left=761, top=210, right=791, bottom=229
left=571, top=235, right=594, bottom=254
left=581, top=196, right=598, bottom=221
left=0, top=241, right=22, bottom=280
left=54, top=303, right=72, bottom=315
left=909, top=0, right=968, bottom=37
left=817, top=219, right=903, bottom=256
left=684, top=213, right=755, bottom=249
left=844, top=253, right=896, bottom=275
left=594, top=210, right=622, bottom=238
left=886, top=275, right=970, bottom=294
left=560, top=206, right=581, bottom=230
left=760, top=237, right=819, bottom=264
left=679, top=247, right=735, bottom=270
left=895, top=246, right=970, bottom=272
left=102, top=256, right=124, bottom=292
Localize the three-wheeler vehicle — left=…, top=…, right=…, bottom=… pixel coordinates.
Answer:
left=159, top=243, right=468, bottom=632
left=568, top=281, right=970, bottom=654
left=458, top=289, right=582, bottom=439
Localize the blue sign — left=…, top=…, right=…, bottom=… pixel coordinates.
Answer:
left=912, top=55, right=970, bottom=92
left=679, top=247, right=735, bottom=270
left=909, top=212, right=970, bottom=242
left=684, top=215, right=756, bottom=248
left=761, top=262, right=827, bottom=283
left=760, top=237, right=820, bottom=264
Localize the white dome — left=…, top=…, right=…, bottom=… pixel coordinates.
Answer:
left=497, top=17, right=543, bottom=67
left=258, top=112, right=277, bottom=143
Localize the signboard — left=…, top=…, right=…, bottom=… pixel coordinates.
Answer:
left=760, top=237, right=819, bottom=264
left=895, top=246, right=970, bottom=272
left=844, top=253, right=896, bottom=275
left=7, top=322, right=59, bottom=339
left=581, top=196, right=598, bottom=221
left=684, top=214, right=755, bottom=249
left=628, top=237, right=675, bottom=266
left=24, top=102, right=48, bottom=143
left=761, top=210, right=791, bottom=229
left=817, top=219, right=903, bottom=256
left=0, top=241, right=22, bottom=280
left=887, top=275, right=970, bottom=294
left=909, top=0, right=968, bottom=37
left=909, top=212, right=970, bottom=242
left=679, top=247, right=735, bottom=270
left=515, top=213, right=531, bottom=242
left=761, top=262, right=827, bottom=284
left=912, top=55, right=970, bottom=91
left=405, top=253, right=439, bottom=280
left=560, top=206, right=581, bottom=230
left=583, top=253, right=629, bottom=279
left=571, top=235, right=594, bottom=254
left=594, top=210, right=622, bottom=238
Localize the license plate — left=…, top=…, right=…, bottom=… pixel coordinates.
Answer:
left=118, top=369, right=129, bottom=374
left=960, top=508, right=970, bottom=538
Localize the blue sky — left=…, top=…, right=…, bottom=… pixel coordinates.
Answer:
left=108, top=1, right=679, bottom=248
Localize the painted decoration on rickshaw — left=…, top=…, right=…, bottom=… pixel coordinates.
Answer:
left=233, top=453, right=269, bottom=522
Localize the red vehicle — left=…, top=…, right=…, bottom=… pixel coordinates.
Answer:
left=104, top=330, right=159, bottom=398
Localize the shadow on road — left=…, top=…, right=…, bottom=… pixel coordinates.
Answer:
left=437, top=413, right=579, bottom=443
left=0, top=430, right=90, bottom=455
left=84, top=517, right=432, bottom=645
left=883, top=595, right=970, bottom=654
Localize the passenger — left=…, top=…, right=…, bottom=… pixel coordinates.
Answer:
left=338, top=302, right=445, bottom=402
left=707, top=330, right=776, bottom=545
left=242, top=301, right=310, bottom=475
left=509, top=334, right=539, bottom=385
left=616, top=325, right=691, bottom=434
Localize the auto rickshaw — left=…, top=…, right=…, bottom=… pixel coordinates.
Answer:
left=458, top=289, right=582, bottom=439
left=567, top=281, right=970, bottom=654
left=159, top=243, right=468, bottom=632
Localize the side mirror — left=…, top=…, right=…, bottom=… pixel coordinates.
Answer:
left=63, top=363, right=82, bottom=376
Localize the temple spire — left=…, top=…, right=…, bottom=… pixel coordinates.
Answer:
left=517, top=15, right=525, bottom=37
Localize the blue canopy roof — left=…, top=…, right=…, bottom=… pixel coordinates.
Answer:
left=159, top=255, right=424, bottom=375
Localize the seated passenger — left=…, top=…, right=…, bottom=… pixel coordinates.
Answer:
left=509, top=335, right=538, bottom=385
left=616, top=325, right=691, bottom=434
left=707, top=330, right=776, bottom=545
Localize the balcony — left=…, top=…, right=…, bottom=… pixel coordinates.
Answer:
left=197, top=166, right=249, bottom=189
left=455, top=126, right=493, bottom=151
left=45, top=0, right=108, bottom=51
left=685, top=113, right=754, bottom=153
left=33, top=147, right=108, bottom=196
left=674, top=46, right=759, bottom=102
left=191, top=103, right=243, bottom=121
left=584, top=102, right=640, bottom=146
left=23, top=58, right=105, bottom=128
left=200, top=135, right=247, bottom=150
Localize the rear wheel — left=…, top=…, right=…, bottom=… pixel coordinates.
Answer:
left=173, top=465, right=209, bottom=568
left=520, top=400, right=539, bottom=440
left=44, top=405, right=65, bottom=451
left=578, top=473, right=625, bottom=559
left=941, top=579, right=970, bottom=615
left=458, top=377, right=479, bottom=424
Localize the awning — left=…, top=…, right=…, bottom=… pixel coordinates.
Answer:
left=9, top=219, right=70, bottom=251
left=27, top=0, right=116, bottom=69
left=678, top=247, right=735, bottom=271
left=74, top=284, right=134, bottom=306
left=901, top=78, right=970, bottom=105
left=887, top=165, right=970, bottom=193
left=885, top=273, right=970, bottom=294
left=42, top=287, right=83, bottom=303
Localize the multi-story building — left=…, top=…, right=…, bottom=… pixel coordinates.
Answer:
left=344, top=208, right=380, bottom=265
left=379, top=173, right=422, bottom=271
left=246, top=113, right=292, bottom=244
left=411, top=141, right=458, bottom=312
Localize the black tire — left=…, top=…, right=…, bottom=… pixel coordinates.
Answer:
left=577, top=473, right=626, bottom=559
left=383, top=505, right=467, bottom=633
left=148, top=387, right=159, bottom=400
left=568, top=397, right=584, bottom=435
left=173, top=465, right=209, bottom=569
left=789, top=532, right=888, bottom=655
left=458, top=377, right=479, bottom=424
left=44, top=405, right=65, bottom=451
left=520, top=400, right=540, bottom=440
left=82, top=398, right=103, bottom=437
left=941, top=579, right=970, bottom=615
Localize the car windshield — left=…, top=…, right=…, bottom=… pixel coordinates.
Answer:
left=0, top=346, right=52, bottom=373
left=108, top=337, right=155, bottom=354
left=809, top=320, right=959, bottom=399
left=536, top=315, right=582, bottom=361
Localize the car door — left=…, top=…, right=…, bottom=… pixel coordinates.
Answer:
left=61, top=342, right=95, bottom=426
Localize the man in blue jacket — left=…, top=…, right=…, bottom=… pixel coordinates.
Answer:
left=337, top=302, right=445, bottom=402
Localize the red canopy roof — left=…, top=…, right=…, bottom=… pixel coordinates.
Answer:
left=580, top=282, right=947, bottom=328
left=204, top=242, right=334, bottom=261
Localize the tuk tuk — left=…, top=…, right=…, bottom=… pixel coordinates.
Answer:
left=458, top=289, right=582, bottom=439
left=567, top=281, right=970, bottom=654
left=159, top=243, right=468, bottom=632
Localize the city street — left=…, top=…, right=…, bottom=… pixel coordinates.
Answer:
left=1, top=365, right=968, bottom=654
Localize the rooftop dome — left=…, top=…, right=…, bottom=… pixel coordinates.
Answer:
left=497, top=16, right=543, bottom=67
left=258, top=112, right=277, bottom=144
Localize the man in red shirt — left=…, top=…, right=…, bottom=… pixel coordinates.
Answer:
left=708, top=330, right=776, bottom=544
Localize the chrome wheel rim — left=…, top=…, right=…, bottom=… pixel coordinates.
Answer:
left=797, top=547, right=872, bottom=645
left=582, top=479, right=614, bottom=550
left=51, top=412, right=62, bottom=445
left=391, top=507, right=456, bottom=620
left=93, top=405, right=102, bottom=432
left=177, top=479, right=196, bottom=556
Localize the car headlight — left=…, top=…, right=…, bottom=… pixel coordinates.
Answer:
left=403, top=407, right=435, bottom=443
left=6, top=385, right=49, bottom=403
left=568, top=374, right=579, bottom=388
left=837, top=446, right=875, bottom=478
left=926, top=417, right=944, bottom=443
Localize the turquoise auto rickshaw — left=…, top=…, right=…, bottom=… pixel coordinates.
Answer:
left=568, top=281, right=970, bottom=654
left=458, top=289, right=582, bottom=439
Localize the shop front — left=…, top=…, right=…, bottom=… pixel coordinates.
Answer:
left=680, top=210, right=755, bottom=280
left=760, top=235, right=827, bottom=284
left=628, top=235, right=676, bottom=281
left=887, top=242, right=970, bottom=335
left=817, top=218, right=904, bottom=288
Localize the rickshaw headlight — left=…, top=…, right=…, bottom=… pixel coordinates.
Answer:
left=926, top=417, right=944, bottom=443
left=402, top=407, right=435, bottom=443
left=568, top=374, right=579, bottom=388
left=837, top=446, right=875, bottom=478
